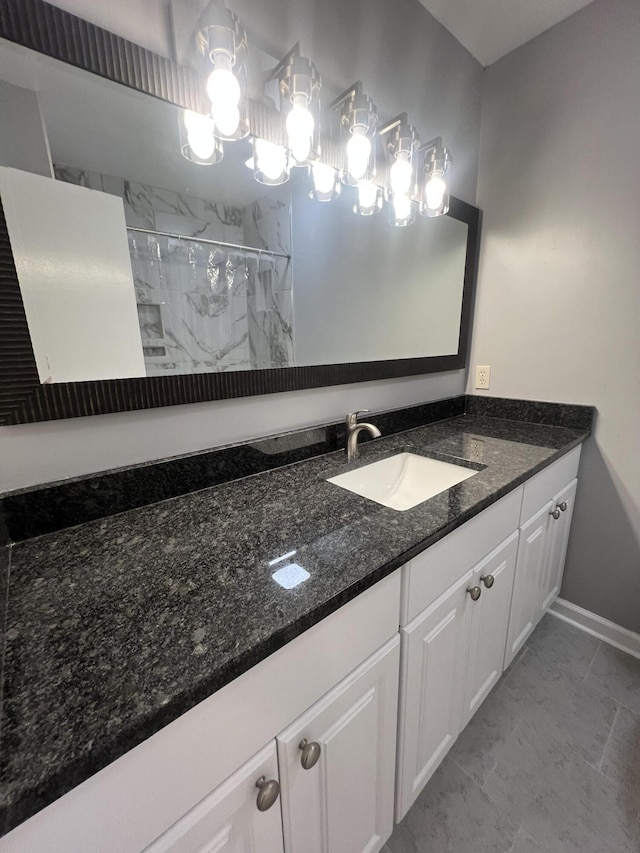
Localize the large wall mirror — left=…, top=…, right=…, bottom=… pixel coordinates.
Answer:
left=0, top=0, right=480, bottom=425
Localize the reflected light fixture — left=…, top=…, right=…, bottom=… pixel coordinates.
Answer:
left=196, top=0, right=248, bottom=140
left=354, top=179, right=383, bottom=216
left=330, top=82, right=378, bottom=186
left=179, top=110, right=224, bottom=165
left=250, top=138, right=291, bottom=185
left=380, top=113, right=420, bottom=227
left=420, top=139, right=452, bottom=217
left=275, top=43, right=321, bottom=165
left=310, top=161, right=341, bottom=202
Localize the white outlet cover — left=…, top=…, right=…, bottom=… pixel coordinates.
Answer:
left=475, top=365, right=491, bottom=390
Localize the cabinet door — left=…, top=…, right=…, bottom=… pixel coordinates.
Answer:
left=144, top=742, right=284, bottom=853
left=463, top=532, right=519, bottom=726
left=396, top=570, right=474, bottom=821
left=277, top=635, right=400, bottom=853
left=504, top=501, right=553, bottom=668
left=541, top=479, right=578, bottom=612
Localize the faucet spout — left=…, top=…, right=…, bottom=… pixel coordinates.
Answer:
left=345, top=411, right=382, bottom=462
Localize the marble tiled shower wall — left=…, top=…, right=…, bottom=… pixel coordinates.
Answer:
left=54, top=165, right=293, bottom=373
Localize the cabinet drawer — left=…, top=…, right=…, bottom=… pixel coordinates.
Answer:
left=400, top=487, right=523, bottom=625
left=520, top=446, right=581, bottom=521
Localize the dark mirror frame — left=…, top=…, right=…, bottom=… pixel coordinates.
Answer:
left=0, top=0, right=481, bottom=426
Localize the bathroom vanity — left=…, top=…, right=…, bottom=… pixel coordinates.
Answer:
left=0, top=398, right=592, bottom=852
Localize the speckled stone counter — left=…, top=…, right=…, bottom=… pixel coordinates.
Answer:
left=0, top=411, right=592, bottom=834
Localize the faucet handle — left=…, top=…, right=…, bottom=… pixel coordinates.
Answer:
left=346, top=410, right=369, bottom=427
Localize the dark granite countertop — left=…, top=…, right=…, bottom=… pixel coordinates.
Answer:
left=0, top=412, right=591, bottom=834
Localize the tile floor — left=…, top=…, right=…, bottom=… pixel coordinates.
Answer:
left=384, top=614, right=640, bottom=853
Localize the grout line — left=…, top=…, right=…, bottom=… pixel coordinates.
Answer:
left=581, top=638, right=603, bottom=683
left=597, top=703, right=620, bottom=772
left=583, top=641, right=601, bottom=683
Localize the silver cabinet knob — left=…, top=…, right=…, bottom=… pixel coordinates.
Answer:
left=467, top=586, right=482, bottom=601
left=558, top=501, right=568, bottom=512
left=550, top=508, right=561, bottom=520
left=255, top=776, right=280, bottom=811
left=299, top=738, right=322, bottom=770
left=480, top=574, right=495, bottom=589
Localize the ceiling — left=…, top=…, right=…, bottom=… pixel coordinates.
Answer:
left=417, top=0, right=596, bottom=66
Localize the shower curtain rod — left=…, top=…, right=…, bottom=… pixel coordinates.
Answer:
left=127, top=226, right=291, bottom=260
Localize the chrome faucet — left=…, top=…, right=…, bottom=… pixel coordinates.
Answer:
left=345, top=410, right=381, bottom=462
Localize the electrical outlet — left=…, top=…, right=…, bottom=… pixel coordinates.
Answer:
left=475, top=365, right=491, bottom=390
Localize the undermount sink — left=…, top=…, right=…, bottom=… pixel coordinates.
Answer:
left=327, top=452, right=478, bottom=511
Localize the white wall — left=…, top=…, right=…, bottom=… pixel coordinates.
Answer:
left=0, top=0, right=482, bottom=492
left=469, top=0, right=640, bottom=632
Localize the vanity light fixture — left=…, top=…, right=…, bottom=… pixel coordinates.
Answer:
left=419, top=138, right=452, bottom=217
left=196, top=0, right=249, bottom=140
left=273, top=43, right=321, bottom=165
left=310, top=161, right=341, bottom=202
left=330, top=82, right=378, bottom=185
left=179, top=110, right=224, bottom=164
left=379, top=113, right=420, bottom=227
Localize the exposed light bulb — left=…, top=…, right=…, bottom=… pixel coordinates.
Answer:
left=312, top=162, right=336, bottom=195
left=390, top=154, right=413, bottom=196
left=256, top=139, right=287, bottom=181
left=207, top=53, right=241, bottom=138
left=393, top=194, right=412, bottom=223
left=347, top=128, right=371, bottom=181
left=358, top=180, right=379, bottom=210
left=425, top=174, right=447, bottom=210
left=184, top=110, right=217, bottom=160
left=287, top=94, right=314, bottom=163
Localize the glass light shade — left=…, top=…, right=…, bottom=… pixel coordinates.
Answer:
left=180, top=110, right=223, bottom=165
left=390, top=153, right=413, bottom=196
left=353, top=180, right=383, bottom=216
left=206, top=53, right=242, bottom=139
left=346, top=128, right=372, bottom=182
left=310, top=162, right=340, bottom=202
left=253, top=138, right=291, bottom=185
left=420, top=148, right=452, bottom=217
left=421, top=172, right=450, bottom=217
left=287, top=94, right=315, bottom=164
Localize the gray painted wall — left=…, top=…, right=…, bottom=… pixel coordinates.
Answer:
left=0, top=0, right=482, bottom=491
left=469, top=0, right=640, bottom=632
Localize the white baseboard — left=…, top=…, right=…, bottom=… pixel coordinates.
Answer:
left=548, top=598, right=640, bottom=660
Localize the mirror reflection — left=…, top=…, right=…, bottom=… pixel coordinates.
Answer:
left=0, top=38, right=469, bottom=383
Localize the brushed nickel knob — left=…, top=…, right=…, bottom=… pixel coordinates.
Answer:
left=255, top=776, right=280, bottom=811
left=467, top=586, right=482, bottom=601
left=299, top=738, right=322, bottom=769
left=480, top=574, right=495, bottom=589
left=558, top=501, right=568, bottom=512
left=550, top=508, right=561, bottom=520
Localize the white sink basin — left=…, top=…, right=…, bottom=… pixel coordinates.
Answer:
left=327, top=452, right=478, bottom=511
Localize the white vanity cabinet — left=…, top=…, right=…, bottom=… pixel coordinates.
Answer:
left=463, top=531, right=519, bottom=725
left=395, top=522, right=520, bottom=820
left=541, top=478, right=578, bottom=612
left=396, top=568, right=475, bottom=820
left=143, top=743, right=284, bottom=853
left=504, top=446, right=581, bottom=667
left=277, top=636, right=399, bottom=853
